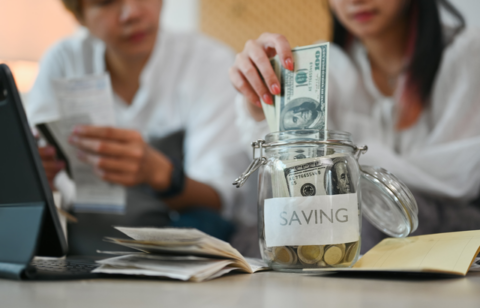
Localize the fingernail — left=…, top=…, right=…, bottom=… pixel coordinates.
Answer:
left=262, top=94, right=273, bottom=105
left=68, top=136, right=77, bottom=144
left=285, top=58, right=294, bottom=71
left=271, top=84, right=280, bottom=95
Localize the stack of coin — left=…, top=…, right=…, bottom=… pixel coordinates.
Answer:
left=297, top=245, right=324, bottom=265
left=343, top=242, right=359, bottom=263
left=269, top=241, right=359, bottom=267
left=323, top=244, right=346, bottom=265
left=273, top=246, right=297, bottom=265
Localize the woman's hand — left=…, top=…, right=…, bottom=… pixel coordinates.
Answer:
left=69, top=126, right=173, bottom=191
left=38, top=146, right=65, bottom=190
left=229, top=33, right=294, bottom=120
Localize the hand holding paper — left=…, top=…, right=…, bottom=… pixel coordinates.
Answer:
left=69, top=125, right=173, bottom=190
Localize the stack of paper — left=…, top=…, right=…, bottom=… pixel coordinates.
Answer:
left=93, top=227, right=268, bottom=282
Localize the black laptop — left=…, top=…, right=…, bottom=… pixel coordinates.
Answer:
left=0, top=64, right=100, bottom=280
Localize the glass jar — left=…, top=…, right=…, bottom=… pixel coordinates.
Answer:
left=234, top=129, right=418, bottom=272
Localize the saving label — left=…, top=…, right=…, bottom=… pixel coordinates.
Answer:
left=264, top=194, right=360, bottom=247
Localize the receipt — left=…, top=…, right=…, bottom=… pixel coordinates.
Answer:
left=49, top=74, right=126, bottom=214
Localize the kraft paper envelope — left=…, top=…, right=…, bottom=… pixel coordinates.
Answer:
left=308, top=230, right=480, bottom=276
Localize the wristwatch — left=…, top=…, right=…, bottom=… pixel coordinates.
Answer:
left=156, top=156, right=185, bottom=198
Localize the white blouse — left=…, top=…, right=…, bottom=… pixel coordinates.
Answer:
left=236, top=27, right=480, bottom=203
left=28, top=28, right=257, bottom=226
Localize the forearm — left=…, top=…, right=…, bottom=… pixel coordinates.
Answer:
left=163, top=177, right=222, bottom=212
left=145, top=148, right=222, bottom=211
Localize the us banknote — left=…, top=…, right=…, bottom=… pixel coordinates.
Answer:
left=276, top=42, right=329, bottom=132
left=272, top=154, right=353, bottom=198
left=260, top=42, right=330, bottom=133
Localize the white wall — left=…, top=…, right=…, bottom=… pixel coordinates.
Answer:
left=449, top=0, right=480, bottom=28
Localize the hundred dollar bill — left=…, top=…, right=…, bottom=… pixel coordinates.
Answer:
left=278, top=154, right=353, bottom=197
left=275, top=42, right=329, bottom=132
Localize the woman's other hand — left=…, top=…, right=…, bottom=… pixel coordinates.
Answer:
left=229, top=33, right=294, bottom=121
left=69, top=126, right=173, bottom=191
left=38, top=146, right=65, bottom=190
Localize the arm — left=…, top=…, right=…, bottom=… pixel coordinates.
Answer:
left=69, top=126, right=221, bottom=211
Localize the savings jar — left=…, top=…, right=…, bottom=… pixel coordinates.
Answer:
left=233, top=129, right=418, bottom=271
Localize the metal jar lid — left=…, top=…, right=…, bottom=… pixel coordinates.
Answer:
left=360, top=165, right=418, bottom=237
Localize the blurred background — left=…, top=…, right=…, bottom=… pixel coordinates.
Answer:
left=0, top=0, right=478, bottom=102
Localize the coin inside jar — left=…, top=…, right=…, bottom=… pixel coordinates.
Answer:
left=324, top=245, right=344, bottom=265
left=344, top=242, right=359, bottom=263
left=297, top=245, right=324, bottom=264
left=273, top=246, right=297, bottom=265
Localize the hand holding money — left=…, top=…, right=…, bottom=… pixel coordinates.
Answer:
left=229, top=33, right=294, bottom=113
left=230, top=33, right=329, bottom=133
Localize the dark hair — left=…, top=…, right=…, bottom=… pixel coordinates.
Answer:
left=332, top=0, right=465, bottom=108
left=61, top=0, right=82, bottom=18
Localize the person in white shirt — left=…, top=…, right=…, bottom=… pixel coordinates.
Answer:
left=28, top=0, right=257, bottom=255
left=230, top=0, right=480, bottom=251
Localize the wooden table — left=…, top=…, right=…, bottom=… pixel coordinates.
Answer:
left=3, top=271, right=480, bottom=308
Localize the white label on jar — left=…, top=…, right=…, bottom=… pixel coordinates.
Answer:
left=264, top=194, right=360, bottom=247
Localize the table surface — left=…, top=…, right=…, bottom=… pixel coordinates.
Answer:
left=3, top=271, right=480, bottom=308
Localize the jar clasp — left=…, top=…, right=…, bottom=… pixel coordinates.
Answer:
left=354, top=145, right=368, bottom=161
left=233, top=140, right=267, bottom=188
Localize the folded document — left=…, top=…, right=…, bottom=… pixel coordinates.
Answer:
left=93, top=227, right=268, bottom=282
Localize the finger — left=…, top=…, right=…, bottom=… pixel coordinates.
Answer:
left=258, top=33, right=294, bottom=71
left=229, top=67, right=262, bottom=108
left=78, top=151, right=140, bottom=173
left=236, top=52, right=273, bottom=105
left=95, top=169, right=138, bottom=187
left=45, top=170, right=59, bottom=181
left=69, top=136, right=143, bottom=159
left=246, top=40, right=281, bottom=95
left=38, top=146, right=56, bottom=159
left=42, top=160, right=65, bottom=172
left=72, top=126, right=142, bottom=143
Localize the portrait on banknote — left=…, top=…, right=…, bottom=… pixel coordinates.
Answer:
left=279, top=97, right=325, bottom=131
left=325, top=158, right=354, bottom=195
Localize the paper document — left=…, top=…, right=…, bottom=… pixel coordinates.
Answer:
left=94, top=227, right=269, bottom=282
left=48, top=74, right=125, bottom=213
left=305, top=230, right=480, bottom=276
